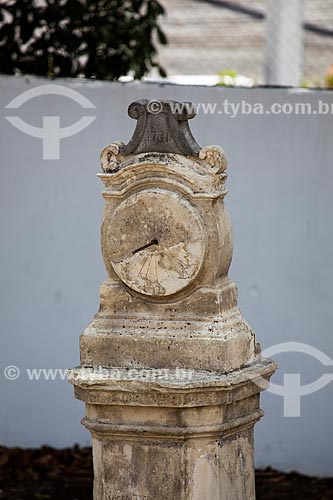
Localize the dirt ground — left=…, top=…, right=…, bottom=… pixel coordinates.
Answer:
left=0, top=446, right=332, bottom=500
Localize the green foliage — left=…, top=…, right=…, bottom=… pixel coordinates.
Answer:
left=218, top=70, right=238, bottom=79
left=301, top=65, right=333, bottom=89
left=325, top=64, right=333, bottom=89
left=217, top=70, right=254, bottom=87
left=0, top=0, right=167, bottom=80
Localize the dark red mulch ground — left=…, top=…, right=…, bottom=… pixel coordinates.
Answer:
left=0, top=445, right=332, bottom=500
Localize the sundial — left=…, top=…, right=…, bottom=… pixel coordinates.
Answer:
left=68, top=99, right=277, bottom=500
left=106, top=189, right=206, bottom=296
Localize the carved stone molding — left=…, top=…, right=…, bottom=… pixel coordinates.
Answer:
left=100, top=141, right=125, bottom=173
left=199, top=145, right=228, bottom=173
left=118, top=100, right=201, bottom=156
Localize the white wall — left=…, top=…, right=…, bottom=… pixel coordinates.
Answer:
left=0, top=76, right=332, bottom=476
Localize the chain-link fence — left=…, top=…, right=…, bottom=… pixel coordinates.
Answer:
left=157, top=0, right=333, bottom=87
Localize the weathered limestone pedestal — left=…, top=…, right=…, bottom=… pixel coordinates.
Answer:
left=68, top=100, right=277, bottom=500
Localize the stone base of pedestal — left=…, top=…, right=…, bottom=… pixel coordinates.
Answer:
left=80, top=280, right=259, bottom=373
left=68, top=359, right=277, bottom=500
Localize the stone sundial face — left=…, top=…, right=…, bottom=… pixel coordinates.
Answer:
left=107, top=189, right=206, bottom=297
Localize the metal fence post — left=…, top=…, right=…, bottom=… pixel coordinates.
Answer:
left=265, top=0, right=305, bottom=86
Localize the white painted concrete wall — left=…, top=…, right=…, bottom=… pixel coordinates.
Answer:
left=0, top=76, right=332, bottom=476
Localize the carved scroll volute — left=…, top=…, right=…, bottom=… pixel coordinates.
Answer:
left=199, top=145, right=228, bottom=174
left=100, top=141, right=125, bottom=173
